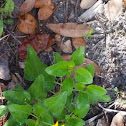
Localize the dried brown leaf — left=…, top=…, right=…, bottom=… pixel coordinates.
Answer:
left=62, top=55, right=101, bottom=73
left=45, top=47, right=53, bottom=52
left=19, top=0, right=36, bottom=15
left=110, top=112, right=125, bottom=126
left=80, top=0, right=97, bottom=9
left=60, top=40, right=72, bottom=53
left=18, top=34, right=54, bottom=59
left=11, top=74, right=19, bottom=83
left=0, top=114, right=6, bottom=126
left=72, top=37, right=86, bottom=49
left=34, top=0, right=52, bottom=8
left=104, top=0, right=123, bottom=21
left=18, top=13, right=38, bottom=34
left=38, top=6, right=53, bottom=20
left=0, top=83, right=7, bottom=92
left=55, top=34, right=72, bottom=53
left=46, top=23, right=93, bottom=38
left=123, top=0, right=126, bottom=7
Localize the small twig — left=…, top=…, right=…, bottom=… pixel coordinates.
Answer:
left=85, top=102, right=115, bottom=124
left=103, top=112, right=109, bottom=126
left=15, top=73, right=26, bottom=86
left=5, top=29, right=21, bottom=44
left=0, top=22, right=17, bottom=50
left=98, top=103, right=126, bottom=115
left=0, top=34, right=9, bottom=42
left=85, top=113, right=103, bottom=124
left=75, top=0, right=80, bottom=17
left=64, top=0, right=71, bottom=22
left=13, top=35, right=27, bottom=38
left=0, top=85, right=4, bottom=103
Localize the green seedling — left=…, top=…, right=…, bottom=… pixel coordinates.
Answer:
left=83, top=29, right=94, bottom=38
left=0, top=0, right=14, bottom=37
left=0, top=46, right=111, bottom=126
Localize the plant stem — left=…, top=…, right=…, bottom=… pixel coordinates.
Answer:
left=55, top=81, right=62, bottom=86
left=30, top=113, right=38, bottom=119
left=53, top=89, right=62, bottom=96
left=30, top=113, right=52, bottom=126
left=41, top=121, right=52, bottom=126
left=61, top=77, right=63, bottom=83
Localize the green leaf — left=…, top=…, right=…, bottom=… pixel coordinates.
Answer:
left=28, top=74, right=47, bottom=100
left=86, top=85, right=107, bottom=95
left=98, top=95, right=111, bottom=102
left=3, top=18, right=13, bottom=24
left=62, top=78, right=74, bottom=95
left=0, top=16, right=3, bottom=37
left=74, top=92, right=89, bottom=118
left=83, top=33, right=88, bottom=37
left=45, top=61, right=68, bottom=77
left=8, top=104, right=32, bottom=123
left=25, top=47, right=55, bottom=91
left=0, top=105, right=7, bottom=118
left=70, top=46, right=84, bottom=66
left=66, top=117, right=85, bottom=126
left=54, top=52, right=63, bottom=64
left=4, top=0, right=14, bottom=14
left=26, top=119, right=36, bottom=126
left=3, top=90, right=31, bottom=105
left=67, top=61, right=75, bottom=68
left=74, top=104, right=89, bottom=118
left=66, top=94, right=74, bottom=112
left=54, top=109, right=67, bottom=120
left=75, top=68, right=93, bottom=84
left=85, top=92, right=111, bottom=104
left=83, top=29, right=93, bottom=38
left=85, top=64, right=95, bottom=77
left=4, top=115, right=21, bottom=126
left=14, top=84, right=25, bottom=92
left=43, top=74, right=55, bottom=92
left=44, top=92, right=67, bottom=118
left=24, top=46, right=47, bottom=81
left=87, top=29, right=93, bottom=37
left=85, top=85, right=111, bottom=104
left=42, top=114, right=54, bottom=126
left=74, top=83, right=85, bottom=91
left=33, top=105, right=44, bottom=117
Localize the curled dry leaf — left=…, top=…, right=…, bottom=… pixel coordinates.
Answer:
left=45, top=47, right=53, bottom=52
left=80, top=0, right=97, bottom=9
left=72, top=37, right=86, bottom=49
left=0, top=83, right=7, bottom=92
left=55, top=34, right=72, bottom=53
left=60, top=40, right=72, bottom=53
left=18, top=13, right=38, bottom=34
left=38, top=6, right=53, bottom=20
left=35, top=0, right=54, bottom=20
left=110, top=112, right=125, bottom=126
left=34, top=0, right=52, bottom=8
left=104, top=0, right=123, bottom=21
left=62, top=55, right=101, bottom=73
left=18, top=34, right=54, bottom=59
left=46, top=23, right=93, bottom=38
left=19, top=0, right=36, bottom=15
left=78, top=0, right=104, bottom=22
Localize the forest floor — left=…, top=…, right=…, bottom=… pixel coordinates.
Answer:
left=0, top=0, right=126, bottom=125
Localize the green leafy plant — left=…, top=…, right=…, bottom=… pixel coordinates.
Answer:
left=0, top=0, right=14, bottom=36
left=0, top=46, right=111, bottom=126
left=83, top=29, right=93, bottom=38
